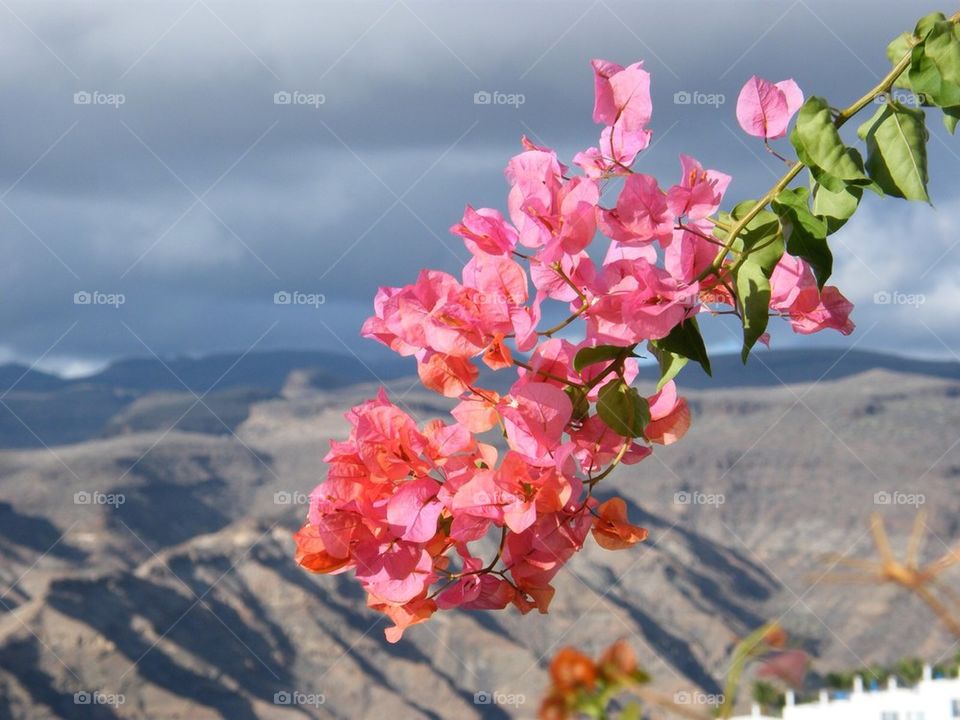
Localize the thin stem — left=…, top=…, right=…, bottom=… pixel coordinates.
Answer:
left=512, top=358, right=581, bottom=388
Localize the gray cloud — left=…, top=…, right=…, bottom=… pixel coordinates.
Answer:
left=0, top=0, right=957, bottom=374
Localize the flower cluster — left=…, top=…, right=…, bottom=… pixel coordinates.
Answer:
left=295, top=60, right=855, bottom=642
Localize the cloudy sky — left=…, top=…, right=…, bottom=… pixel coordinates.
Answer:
left=0, top=0, right=957, bottom=376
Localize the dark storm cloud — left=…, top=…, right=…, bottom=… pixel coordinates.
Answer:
left=0, top=0, right=957, bottom=374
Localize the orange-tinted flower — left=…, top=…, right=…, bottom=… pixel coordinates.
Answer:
left=591, top=497, right=648, bottom=550
left=598, top=639, right=638, bottom=680
left=549, top=647, right=597, bottom=693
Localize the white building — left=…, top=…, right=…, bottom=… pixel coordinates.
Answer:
left=731, top=665, right=960, bottom=720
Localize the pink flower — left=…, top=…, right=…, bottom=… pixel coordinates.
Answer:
left=769, top=255, right=855, bottom=336
left=666, top=155, right=732, bottom=221
left=587, top=257, right=696, bottom=344
left=450, top=205, right=519, bottom=257
left=598, top=174, right=674, bottom=246
left=386, top=477, right=443, bottom=543
left=736, top=76, right=804, bottom=140
left=574, top=59, right=654, bottom=177
left=499, top=381, right=573, bottom=465
left=644, top=381, right=691, bottom=445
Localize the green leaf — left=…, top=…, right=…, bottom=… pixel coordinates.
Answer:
left=564, top=385, right=590, bottom=422
left=717, top=200, right=784, bottom=275
left=915, top=12, right=948, bottom=41
left=857, top=101, right=930, bottom=202
left=649, top=345, right=688, bottom=391
left=811, top=178, right=863, bottom=234
left=790, top=97, right=870, bottom=185
left=888, top=32, right=916, bottom=89
left=573, top=344, right=623, bottom=373
left=596, top=380, right=650, bottom=438
left=944, top=105, right=960, bottom=133
left=772, top=187, right=833, bottom=288
left=734, top=259, right=771, bottom=363
left=652, top=317, right=712, bottom=379
left=909, top=36, right=960, bottom=108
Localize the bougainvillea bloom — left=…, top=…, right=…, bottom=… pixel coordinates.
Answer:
left=736, top=75, right=804, bottom=140
left=295, top=56, right=856, bottom=642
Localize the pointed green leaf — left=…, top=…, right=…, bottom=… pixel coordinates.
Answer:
left=597, top=380, right=650, bottom=438
left=857, top=101, right=930, bottom=202
left=944, top=105, right=960, bottom=133
left=888, top=32, right=916, bottom=89
left=790, top=97, right=870, bottom=185
left=772, top=187, right=833, bottom=288
left=734, top=259, right=771, bottom=363
left=915, top=12, right=948, bottom=41
left=652, top=317, right=712, bottom=379
left=811, top=178, right=863, bottom=234
left=573, top=344, right=623, bottom=373
left=649, top=345, right=688, bottom=391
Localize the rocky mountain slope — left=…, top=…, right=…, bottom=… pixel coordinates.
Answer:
left=0, top=352, right=958, bottom=719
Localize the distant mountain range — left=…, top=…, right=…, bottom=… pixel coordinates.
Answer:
left=0, top=347, right=956, bottom=450
left=1, top=362, right=958, bottom=719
